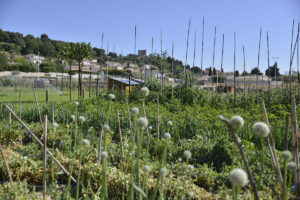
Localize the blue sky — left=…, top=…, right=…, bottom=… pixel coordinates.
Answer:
left=0, top=0, right=300, bottom=73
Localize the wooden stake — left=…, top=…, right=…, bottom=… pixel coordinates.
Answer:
left=192, top=31, right=196, bottom=86
left=256, top=27, right=262, bottom=91
left=69, top=63, right=72, bottom=101
left=46, top=90, right=49, bottom=103
left=284, top=114, right=289, bottom=150
left=267, top=32, right=270, bottom=90
left=289, top=20, right=295, bottom=91
left=0, top=143, right=13, bottom=186
left=116, top=109, right=124, bottom=160
left=19, top=90, right=22, bottom=135
left=212, top=27, right=216, bottom=86
left=34, top=92, right=43, bottom=125
left=234, top=32, right=237, bottom=106
left=156, top=93, right=160, bottom=139
left=200, top=17, right=205, bottom=72
left=184, top=18, right=191, bottom=87
left=52, top=101, right=54, bottom=124
left=43, top=115, right=47, bottom=200
left=262, top=100, right=283, bottom=184
left=89, top=67, right=92, bottom=98
left=218, top=115, right=259, bottom=200
left=5, top=105, right=76, bottom=183
left=9, top=105, right=12, bottom=133
left=125, top=98, right=133, bottom=138
left=291, top=97, right=299, bottom=195
left=142, top=99, right=149, bottom=138
left=243, top=45, right=246, bottom=92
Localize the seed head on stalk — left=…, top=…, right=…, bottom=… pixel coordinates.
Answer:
left=70, top=115, right=76, bottom=122
left=163, top=132, right=171, bottom=140
left=281, top=150, right=293, bottom=161
left=253, top=122, right=270, bottom=137
left=82, top=139, right=90, bottom=147
left=131, top=107, right=139, bottom=115
left=141, top=87, right=149, bottom=97
left=160, top=167, right=168, bottom=177
left=183, top=150, right=192, bottom=160
left=229, top=168, right=249, bottom=187
left=108, top=93, right=115, bottom=100
left=102, top=124, right=110, bottom=131
left=231, top=115, right=244, bottom=129
left=78, top=116, right=85, bottom=123
left=137, top=117, right=148, bottom=130
left=143, top=165, right=151, bottom=175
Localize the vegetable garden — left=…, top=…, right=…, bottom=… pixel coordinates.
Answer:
left=0, top=85, right=300, bottom=199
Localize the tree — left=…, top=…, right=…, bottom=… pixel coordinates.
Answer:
left=41, top=34, right=49, bottom=42
left=213, top=67, right=216, bottom=75
left=251, top=67, right=263, bottom=75
left=242, top=70, right=249, bottom=76
left=0, top=53, right=8, bottom=71
left=235, top=70, right=239, bottom=77
left=208, top=67, right=212, bottom=76
left=61, top=42, right=91, bottom=98
left=265, top=62, right=280, bottom=77
left=191, top=66, right=201, bottom=73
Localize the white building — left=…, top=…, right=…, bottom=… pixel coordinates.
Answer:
left=25, top=54, right=45, bottom=64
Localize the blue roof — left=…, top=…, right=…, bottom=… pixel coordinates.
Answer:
left=109, top=77, right=140, bottom=85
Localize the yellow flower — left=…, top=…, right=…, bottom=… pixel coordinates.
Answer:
left=66, top=124, right=70, bottom=129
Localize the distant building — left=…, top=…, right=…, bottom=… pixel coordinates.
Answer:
left=108, top=76, right=140, bottom=95
left=138, top=50, right=147, bottom=57
left=25, top=54, right=45, bottom=64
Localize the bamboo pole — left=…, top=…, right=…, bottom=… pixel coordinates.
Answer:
left=5, top=105, right=76, bottom=183
left=184, top=18, right=191, bottom=87
left=52, top=101, right=54, bottom=124
left=156, top=93, right=160, bottom=139
left=34, top=92, right=43, bottom=125
left=233, top=32, right=237, bottom=106
left=200, top=17, right=205, bottom=86
left=43, top=115, right=47, bottom=200
left=289, top=20, right=295, bottom=91
left=261, top=100, right=283, bottom=184
left=0, top=143, right=13, bottom=186
left=243, top=45, right=246, bottom=92
left=212, top=27, right=216, bottom=87
left=19, top=90, right=22, bottom=135
left=125, top=98, right=133, bottom=138
left=297, top=23, right=300, bottom=99
left=192, top=31, right=196, bottom=87
left=142, top=99, right=149, bottom=138
left=69, top=64, right=72, bottom=101
left=97, top=129, right=103, bottom=164
left=200, top=17, right=205, bottom=73
left=256, top=27, right=262, bottom=92
left=218, top=115, right=259, bottom=200
left=284, top=114, right=289, bottom=150
left=46, top=90, right=48, bottom=103
left=221, top=34, right=224, bottom=76
left=267, top=32, right=270, bottom=90
left=116, top=109, right=124, bottom=160
left=9, top=105, right=12, bottom=133
left=291, top=97, right=299, bottom=195
left=89, top=67, right=92, bottom=98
